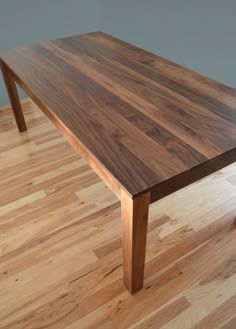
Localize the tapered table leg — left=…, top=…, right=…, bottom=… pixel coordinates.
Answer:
left=121, top=189, right=150, bottom=294
left=1, top=63, right=27, bottom=132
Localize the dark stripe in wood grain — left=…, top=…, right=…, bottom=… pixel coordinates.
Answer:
left=1, top=31, right=236, bottom=198
left=51, top=36, right=236, bottom=158
left=92, top=32, right=236, bottom=105
left=2, top=52, right=160, bottom=196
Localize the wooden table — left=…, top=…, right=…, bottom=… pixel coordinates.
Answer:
left=1, top=32, right=236, bottom=294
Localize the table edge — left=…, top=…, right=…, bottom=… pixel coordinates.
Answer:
left=0, top=59, right=125, bottom=199
left=1, top=55, right=236, bottom=203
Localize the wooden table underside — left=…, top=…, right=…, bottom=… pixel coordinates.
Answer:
left=1, top=32, right=236, bottom=294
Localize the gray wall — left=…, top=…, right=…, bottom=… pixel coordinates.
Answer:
left=100, top=0, right=236, bottom=88
left=0, top=0, right=101, bottom=106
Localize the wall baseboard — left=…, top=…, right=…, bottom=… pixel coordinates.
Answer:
left=0, top=97, right=31, bottom=110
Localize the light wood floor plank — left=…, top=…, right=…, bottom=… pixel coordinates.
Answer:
left=0, top=99, right=236, bottom=328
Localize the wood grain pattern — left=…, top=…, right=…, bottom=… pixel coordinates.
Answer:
left=0, top=62, right=26, bottom=132
left=1, top=31, right=236, bottom=200
left=121, top=190, right=150, bottom=293
left=0, top=100, right=236, bottom=328
left=1, top=32, right=236, bottom=294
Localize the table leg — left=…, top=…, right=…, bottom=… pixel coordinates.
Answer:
left=121, top=189, right=150, bottom=294
left=1, top=63, right=27, bottom=132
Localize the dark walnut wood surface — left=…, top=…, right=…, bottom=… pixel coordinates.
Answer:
left=1, top=31, right=236, bottom=200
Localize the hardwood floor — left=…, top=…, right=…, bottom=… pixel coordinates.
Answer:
left=0, top=99, right=236, bottom=328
